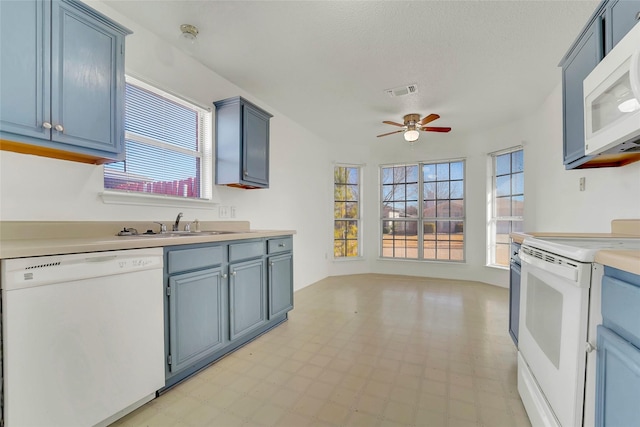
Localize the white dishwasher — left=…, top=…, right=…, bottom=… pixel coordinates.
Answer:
left=1, top=248, right=165, bottom=427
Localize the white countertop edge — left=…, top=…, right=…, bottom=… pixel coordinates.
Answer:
left=0, top=230, right=296, bottom=259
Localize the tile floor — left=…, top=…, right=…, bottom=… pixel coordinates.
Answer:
left=112, top=274, right=531, bottom=427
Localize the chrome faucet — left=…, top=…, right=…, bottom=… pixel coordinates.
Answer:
left=173, top=212, right=183, bottom=231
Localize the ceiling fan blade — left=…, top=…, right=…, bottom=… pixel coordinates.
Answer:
left=382, top=120, right=405, bottom=127
left=420, top=114, right=440, bottom=126
left=422, top=126, right=451, bottom=133
left=377, top=130, right=404, bottom=137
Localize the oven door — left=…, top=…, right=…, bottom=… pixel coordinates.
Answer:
left=518, top=250, right=591, bottom=427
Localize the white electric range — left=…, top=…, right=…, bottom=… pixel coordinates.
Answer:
left=518, top=235, right=640, bottom=427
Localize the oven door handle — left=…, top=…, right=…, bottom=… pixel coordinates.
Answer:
left=519, top=251, right=578, bottom=282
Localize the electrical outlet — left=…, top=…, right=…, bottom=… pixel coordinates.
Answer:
left=219, top=206, right=229, bottom=218
left=579, top=177, right=586, bottom=191
left=230, top=206, right=236, bottom=218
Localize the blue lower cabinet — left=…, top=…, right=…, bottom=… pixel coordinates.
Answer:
left=596, top=325, right=640, bottom=426
left=509, top=258, right=521, bottom=346
left=167, top=267, right=226, bottom=374
left=596, top=266, right=640, bottom=426
left=229, top=258, right=267, bottom=340
left=268, top=253, right=294, bottom=319
left=162, top=237, right=292, bottom=391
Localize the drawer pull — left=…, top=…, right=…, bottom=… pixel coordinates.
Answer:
left=278, top=243, right=286, bottom=247
left=42, top=122, right=52, bottom=129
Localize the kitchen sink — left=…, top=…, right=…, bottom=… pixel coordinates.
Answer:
left=118, top=230, right=241, bottom=238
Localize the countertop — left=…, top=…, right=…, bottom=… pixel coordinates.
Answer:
left=0, top=221, right=296, bottom=259
left=594, top=250, right=640, bottom=275
left=510, top=219, right=640, bottom=275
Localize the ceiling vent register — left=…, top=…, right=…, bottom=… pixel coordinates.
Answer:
left=385, top=84, right=418, bottom=97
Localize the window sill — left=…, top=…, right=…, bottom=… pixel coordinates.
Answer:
left=377, top=257, right=466, bottom=264
left=100, top=190, right=219, bottom=209
left=333, top=256, right=365, bottom=262
left=486, top=264, right=510, bottom=271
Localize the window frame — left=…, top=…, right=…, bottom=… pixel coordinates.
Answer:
left=379, top=159, right=466, bottom=262
left=487, top=146, right=524, bottom=268
left=333, top=163, right=363, bottom=260
left=101, top=75, right=215, bottom=207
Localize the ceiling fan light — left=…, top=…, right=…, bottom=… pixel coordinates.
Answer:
left=404, top=129, right=419, bottom=142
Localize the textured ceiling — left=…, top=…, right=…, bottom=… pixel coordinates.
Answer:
left=103, top=0, right=599, bottom=145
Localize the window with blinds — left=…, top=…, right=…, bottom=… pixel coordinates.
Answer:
left=104, top=76, right=212, bottom=200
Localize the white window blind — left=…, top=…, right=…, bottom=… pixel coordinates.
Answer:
left=104, top=76, right=212, bottom=200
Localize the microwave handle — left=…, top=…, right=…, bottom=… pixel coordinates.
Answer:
left=631, top=49, right=640, bottom=103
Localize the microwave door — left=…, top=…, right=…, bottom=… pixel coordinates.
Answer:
left=585, top=59, right=636, bottom=139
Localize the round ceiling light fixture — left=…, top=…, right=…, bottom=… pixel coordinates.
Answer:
left=404, top=129, right=420, bottom=142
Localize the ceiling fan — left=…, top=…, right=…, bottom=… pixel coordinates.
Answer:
left=377, top=113, right=451, bottom=143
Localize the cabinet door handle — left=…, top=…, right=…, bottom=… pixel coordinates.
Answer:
left=54, top=124, right=64, bottom=132
left=243, top=170, right=248, bottom=176
left=636, top=11, right=640, bottom=20
left=231, top=271, right=236, bottom=276
left=269, top=262, right=274, bottom=267
left=42, top=122, right=52, bottom=129
left=222, top=273, right=228, bottom=279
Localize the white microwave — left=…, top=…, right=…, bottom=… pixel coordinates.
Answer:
left=584, top=22, right=640, bottom=156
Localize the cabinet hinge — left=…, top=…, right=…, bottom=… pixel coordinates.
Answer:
left=167, top=354, right=172, bottom=365
left=166, top=286, right=171, bottom=296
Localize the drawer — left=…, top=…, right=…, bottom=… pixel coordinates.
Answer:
left=268, top=236, right=293, bottom=254
left=229, top=240, right=264, bottom=262
left=167, top=245, right=224, bottom=274
left=602, top=275, right=640, bottom=349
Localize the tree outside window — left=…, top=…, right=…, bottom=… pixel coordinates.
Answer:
left=334, top=166, right=361, bottom=258
left=381, top=160, right=465, bottom=261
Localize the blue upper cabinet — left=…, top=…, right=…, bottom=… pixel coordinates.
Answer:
left=214, top=97, right=272, bottom=189
left=0, top=0, right=131, bottom=164
left=0, top=0, right=50, bottom=141
left=606, top=0, right=640, bottom=53
left=559, top=0, right=640, bottom=169
left=560, top=17, right=603, bottom=169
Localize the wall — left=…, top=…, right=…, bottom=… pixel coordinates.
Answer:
left=523, top=84, right=640, bottom=232
left=364, top=82, right=640, bottom=288
left=2, top=2, right=638, bottom=290
left=0, top=1, right=339, bottom=292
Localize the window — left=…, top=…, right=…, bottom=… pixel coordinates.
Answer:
left=488, top=148, right=524, bottom=267
left=334, top=165, right=361, bottom=258
left=104, top=76, right=212, bottom=200
left=381, top=160, right=465, bottom=261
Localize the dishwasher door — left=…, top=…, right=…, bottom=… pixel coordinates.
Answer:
left=1, top=248, right=165, bottom=427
